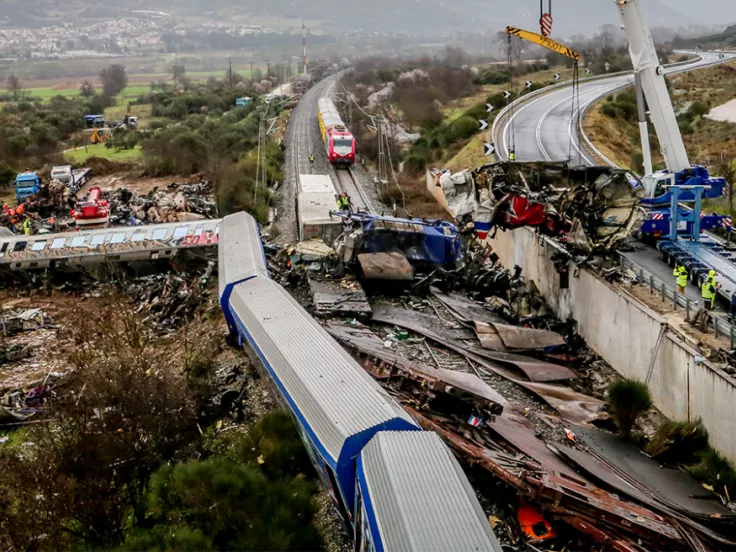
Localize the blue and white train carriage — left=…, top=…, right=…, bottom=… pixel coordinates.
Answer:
left=218, top=211, right=502, bottom=552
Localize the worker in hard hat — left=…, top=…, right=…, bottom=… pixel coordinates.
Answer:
left=309, top=153, right=315, bottom=165
left=336, top=192, right=351, bottom=212
left=699, top=270, right=719, bottom=332
left=22, top=217, right=32, bottom=236
left=509, top=149, right=516, bottom=162
left=673, top=263, right=688, bottom=295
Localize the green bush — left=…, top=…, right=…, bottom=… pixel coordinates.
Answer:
left=601, top=103, right=620, bottom=118
left=450, top=116, right=479, bottom=141
left=124, top=456, right=321, bottom=551
left=403, top=154, right=428, bottom=175
left=690, top=100, right=711, bottom=118
left=645, top=419, right=709, bottom=464
left=679, top=120, right=695, bottom=135
left=606, top=378, right=652, bottom=437
left=689, top=447, right=736, bottom=498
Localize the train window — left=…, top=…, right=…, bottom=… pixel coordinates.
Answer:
left=173, top=226, right=189, bottom=240
left=334, top=137, right=353, bottom=148
left=0, top=242, right=6, bottom=254
left=194, top=225, right=204, bottom=236
left=50, top=238, right=66, bottom=249
left=214, top=224, right=220, bottom=235
left=31, top=241, right=47, bottom=251
left=91, top=234, right=106, bottom=246
left=131, top=233, right=146, bottom=242
left=70, top=236, right=87, bottom=248
left=13, top=242, right=27, bottom=252
left=110, top=233, right=126, bottom=244
left=152, top=228, right=168, bottom=241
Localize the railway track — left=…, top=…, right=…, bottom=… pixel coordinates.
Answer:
left=335, top=167, right=375, bottom=213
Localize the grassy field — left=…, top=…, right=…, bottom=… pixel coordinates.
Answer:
left=64, top=143, right=142, bottom=164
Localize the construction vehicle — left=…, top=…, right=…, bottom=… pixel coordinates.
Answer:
left=12, top=171, right=41, bottom=203
left=70, top=187, right=110, bottom=227
left=616, top=0, right=735, bottom=299
left=50, top=165, right=91, bottom=194
left=617, top=0, right=725, bottom=206
left=84, top=115, right=105, bottom=128
left=90, top=128, right=110, bottom=144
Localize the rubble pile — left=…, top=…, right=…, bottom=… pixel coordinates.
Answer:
left=126, top=262, right=216, bottom=332
left=109, top=181, right=217, bottom=225
left=1, top=179, right=217, bottom=234
left=281, top=232, right=736, bottom=550
left=433, top=161, right=645, bottom=257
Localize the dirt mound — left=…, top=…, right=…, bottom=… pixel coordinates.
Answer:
left=85, top=157, right=135, bottom=176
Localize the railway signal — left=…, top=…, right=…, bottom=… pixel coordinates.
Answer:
left=486, top=103, right=495, bottom=113
left=503, top=90, right=511, bottom=99
left=483, top=142, right=495, bottom=156
left=525, top=80, right=532, bottom=89
left=479, top=119, right=489, bottom=131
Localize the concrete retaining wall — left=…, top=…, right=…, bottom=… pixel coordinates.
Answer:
left=491, top=227, right=736, bottom=463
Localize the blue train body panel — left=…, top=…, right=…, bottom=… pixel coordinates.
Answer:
left=217, top=211, right=501, bottom=551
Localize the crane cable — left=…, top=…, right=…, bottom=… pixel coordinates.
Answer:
left=567, top=61, right=582, bottom=166
left=507, top=34, right=516, bottom=157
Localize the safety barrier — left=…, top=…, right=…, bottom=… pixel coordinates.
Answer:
left=617, top=252, right=736, bottom=348
left=490, top=54, right=704, bottom=162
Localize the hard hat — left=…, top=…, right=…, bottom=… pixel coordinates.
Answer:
left=709, top=269, right=716, bottom=278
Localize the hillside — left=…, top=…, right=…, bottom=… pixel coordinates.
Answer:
left=675, top=24, right=736, bottom=49
left=3, top=0, right=732, bottom=36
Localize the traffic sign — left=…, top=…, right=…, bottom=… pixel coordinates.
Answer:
left=553, top=73, right=560, bottom=81
left=486, top=103, right=495, bottom=113
left=540, top=13, right=553, bottom=37
left=484, top=143, right=495, bottom=156
left=525, top=80, right=532, bottom=89
left=585, top=67, right=591, bottom=74
left=605, top=62, right=610, bottom=72
left=503, top=90, right=511, bottom=99
left=479, top=119, right=489, bottom=131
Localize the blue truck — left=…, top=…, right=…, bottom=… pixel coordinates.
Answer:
left=13, top=171, right=42, bottom=202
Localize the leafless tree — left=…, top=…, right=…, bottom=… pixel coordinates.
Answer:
left=6, top=74, right=23, bottom=101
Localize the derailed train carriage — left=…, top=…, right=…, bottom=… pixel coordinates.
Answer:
left=218, top=212, right=502, bottom=551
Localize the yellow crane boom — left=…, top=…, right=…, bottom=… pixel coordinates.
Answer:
left=505, top=26, right=580, bottom=62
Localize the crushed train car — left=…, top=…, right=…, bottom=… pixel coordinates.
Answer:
left=332, top=212, right=463, bottom=276
left=430, top=162, right=645, bottom=254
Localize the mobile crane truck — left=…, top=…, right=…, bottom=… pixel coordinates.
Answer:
left=616, top=0, right=736, bottom=301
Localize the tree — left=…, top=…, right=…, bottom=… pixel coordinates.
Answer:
left=6, top=74, right=23, bottom=101
left=607, top=378, right=652, bottom=438
left=99, top=64, right=128, bottom=96
left=78, top=79, right=96, bottom=97
left=171, top=63, right=187, bottom=84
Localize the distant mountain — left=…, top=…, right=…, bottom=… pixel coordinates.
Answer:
left=2, top=0, right=732, bottom=37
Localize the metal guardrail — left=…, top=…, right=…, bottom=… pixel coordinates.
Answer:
left=490, top=56, right=704, bottom=161
left=618, top=253, right=736, bottom=348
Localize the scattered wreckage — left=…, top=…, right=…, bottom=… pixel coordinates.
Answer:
left=0, top=179, right=217, bottom=235
left=429, top=162, right=645, bottom=255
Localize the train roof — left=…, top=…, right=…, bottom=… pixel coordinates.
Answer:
left=359, top=431, right=503, bottom=552
left=318, top=97, right=338, bottom=111
left=228, top=276, right=417, bottom=465
left=298, top=174, right=337, bottom=194
left=217, top=212, right=268, bottom=301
